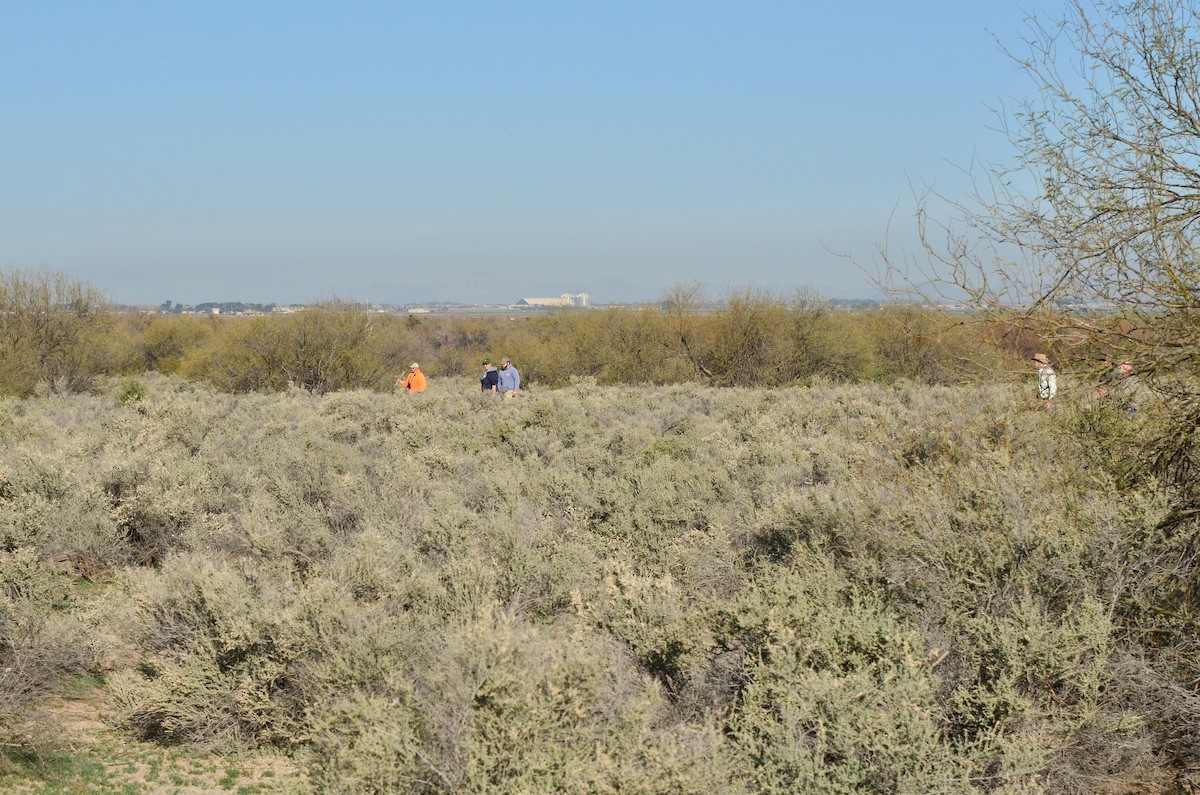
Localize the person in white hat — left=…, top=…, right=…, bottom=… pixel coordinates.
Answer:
left=1031, top=353, right=1056, bottom=407
left=397, top=362, right=427, bottom=393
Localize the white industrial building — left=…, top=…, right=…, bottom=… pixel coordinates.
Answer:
left=514, top=292, right=591, bottom=308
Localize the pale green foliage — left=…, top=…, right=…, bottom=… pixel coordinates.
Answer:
left=0, top=548, right=93, bottom=743
left=430, top=610, right=732, bottom=794
left=305, top=692, right=433, bottom=794
left=720, top=565, right=962, bottom=794
left=0, top=373, right=1189, bottom=791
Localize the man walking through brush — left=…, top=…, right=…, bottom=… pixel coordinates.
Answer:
left=498, top=356, right=520, bottom=399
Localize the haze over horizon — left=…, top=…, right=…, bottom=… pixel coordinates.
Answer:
left=3, top=2, right=1039, bottom=307
left=105, top=271, right=881, bottom=308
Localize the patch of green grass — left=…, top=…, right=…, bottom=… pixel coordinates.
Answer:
left=0, top=731, right=308, bottom=794
left=117, top=379, right=148, bottom=406
left=63, top=673, right=105, bottom=694
left=219, top=766, right=242, bottom=789
left=70, top=577, right=111, bottom=598
left=0, top=747, right=115, bottom=794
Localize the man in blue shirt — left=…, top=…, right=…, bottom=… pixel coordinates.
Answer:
left=498, top=357, right=520, bottom=398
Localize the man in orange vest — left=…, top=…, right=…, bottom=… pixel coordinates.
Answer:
left=397, top=362, right=427, bottom=393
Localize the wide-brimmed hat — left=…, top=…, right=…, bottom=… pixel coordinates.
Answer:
left=1031, top=353, right=1049, bottom=364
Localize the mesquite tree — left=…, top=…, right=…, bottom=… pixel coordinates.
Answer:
left=0, top=268, right=111, bottom=396
left=890, top=0, right=1200, bottom=496
left=884, top=0, right=1200, bottom=693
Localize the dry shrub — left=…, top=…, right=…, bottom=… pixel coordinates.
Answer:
left=0, top=549, right=94, bottom=745
left=713, top=561, right=965, bottom=794
left=797, top=309, right=878, bottom=382
left=575, top=563, right=700, bottom=706
left=0, top=268, right=113, bottom=397
left=452, top=613, right=732, bottom=794
left=304, top=692, right=435, bottom=794
left=176, top=303, right=406, bottom=394
left=110, top=555, right=298, bottom=750
left=7, top=373, right=1196, bottom=791
left=118, top=297, right=1023, bottom=392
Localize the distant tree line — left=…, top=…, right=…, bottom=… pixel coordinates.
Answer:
left=0, top=269, right=1028, bottom=397
left=193, top=301, right=277, bottom=314
left=157, top=300, right=277, bottom=314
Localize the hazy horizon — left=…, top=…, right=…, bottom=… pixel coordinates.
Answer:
left=4, top=2, right=1037, bottom=307
left=96, top=270, right=887, bottom=308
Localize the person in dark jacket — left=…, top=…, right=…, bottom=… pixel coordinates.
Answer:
left=480, top=359, right=499, bottom=393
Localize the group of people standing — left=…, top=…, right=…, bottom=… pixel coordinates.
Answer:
left=395, top=358, right=521, bottom=398
left=1031, top=353, right=1142, bottom=416
left=480, top=357, right=520, bottom=398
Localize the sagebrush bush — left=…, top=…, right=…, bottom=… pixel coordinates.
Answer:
left=0, top=548, right=94, bottom=744
left=404, top=608, right=736, bottom=795
left=3, top=372, right=1192, bottom=793
left=716, top=563, right=965, bottom=794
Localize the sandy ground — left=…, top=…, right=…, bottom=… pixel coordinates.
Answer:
left=4, top=687, right=311, bottom=794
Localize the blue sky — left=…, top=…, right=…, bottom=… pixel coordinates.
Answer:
left=1, top=1, right=1043, bottom=305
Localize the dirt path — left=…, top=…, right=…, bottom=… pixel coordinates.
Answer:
left=3, top=687, right=312, bottom=795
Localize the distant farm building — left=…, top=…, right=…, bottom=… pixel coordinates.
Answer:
left=515, top=293, right=591, bottom=308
